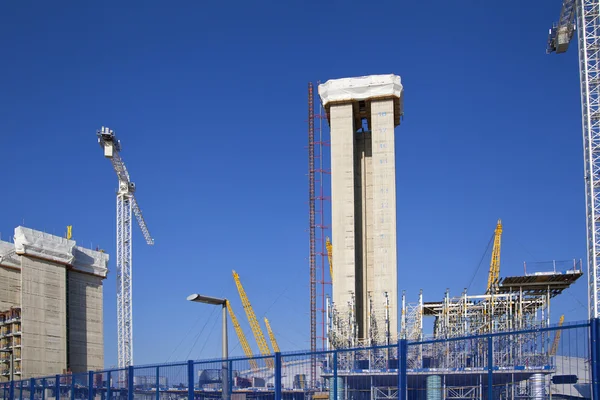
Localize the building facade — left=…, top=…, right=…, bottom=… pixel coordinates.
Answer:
left=0, top=226, right=108, bottom=380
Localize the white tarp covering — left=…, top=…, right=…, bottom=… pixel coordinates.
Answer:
left=14, top=226, right=75, bottom=265
left=73, top=246, right=109, bottom=278
left=0, top=240, right=20, bottom=269
left=318, top=74, right=403, bottom=106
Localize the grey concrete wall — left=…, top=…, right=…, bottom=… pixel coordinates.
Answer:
left=67, top=271, right=104, bottom=372
left=20, top=256, right=67, bottom=378
left=330, top=103, right=357, bottom=315
left=370, top=99, right=398, bottom=341
left=330, top=99, right=399, bottom=344
left=354, top=131, right=373, bottom=339
left=0, top=267, right=20, bottom=311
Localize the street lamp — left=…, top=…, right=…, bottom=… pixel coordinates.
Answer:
left=186, top=294, right=229, bottom=400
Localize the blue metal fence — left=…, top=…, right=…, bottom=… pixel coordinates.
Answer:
left=0, top=320, right=595, bottom=400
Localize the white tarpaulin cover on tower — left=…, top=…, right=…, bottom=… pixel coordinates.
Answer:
left=318, top=74, right=403, bottom=106
left=73, top=246, right=109, bottom=277
left=14, top=226, right=75, bottom=264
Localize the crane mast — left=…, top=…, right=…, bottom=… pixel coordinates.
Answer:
left=325, top=237, right=333, bottom=280
left=232, top=270, right=273, bottom=367
left=547, top=0, right=600, bottom=318
left=97, top=126, right=154, bottom=368
left=550, top=315, right=565, bottom=356
left=486, top=219, right=503, bottom=293
left=226, top=301, right=258, bottom=371
left=264, top=317, right=281, bottom=353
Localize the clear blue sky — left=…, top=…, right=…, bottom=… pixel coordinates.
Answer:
left=0, top=0, right=587, bottom=367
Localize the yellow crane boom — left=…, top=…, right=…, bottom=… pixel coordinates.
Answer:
left=487, top=219, right=503, bottom=293
left=264, top=317, right=280, bottom=353
left=232, top=270, right=273, bottom=367
left=326, top=237, right=333, bottom=280
left=226, top=301, right=258, bottom=371
left=550, top=315, right=565, bottom=356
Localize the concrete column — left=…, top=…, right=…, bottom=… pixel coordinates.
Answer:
left=354, top=131, right=373, bottom=340
left=67, top=272, right=104, bottom=373
left=330, top=103, right=356, bottom=311
left=20, top=256, right=67, bottom=378
left=371, top=99, right=398, bottom=341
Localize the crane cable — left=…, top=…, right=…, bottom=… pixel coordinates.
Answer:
left=183, top=306, right=219, bottom=361
left=466, top=232, right=495, bottom=292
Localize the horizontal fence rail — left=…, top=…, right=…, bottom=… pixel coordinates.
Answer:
left=0, top=320, right=596, bottom=400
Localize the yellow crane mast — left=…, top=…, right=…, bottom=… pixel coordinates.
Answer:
left=550, top=315, right=565, bottom=356
left=326, top=237, right=333, bottom=280
left=264, top=317, right=281, bottom=353
left=232, top=270, right=273, bottom=367
left=226, top=301, right=258, bottom=371
left=487, top=219, right=503, bottom=293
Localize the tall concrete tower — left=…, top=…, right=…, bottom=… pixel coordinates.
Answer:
left=319, top=74, right=403, bottom=346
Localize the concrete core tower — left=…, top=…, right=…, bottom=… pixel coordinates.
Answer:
left=319, top=74, right=403, bottom=345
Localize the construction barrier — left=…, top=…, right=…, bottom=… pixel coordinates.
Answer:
left=0, top=319, right=594, bottom=400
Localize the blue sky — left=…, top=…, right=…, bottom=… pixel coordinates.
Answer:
left=0, top=0, right=587, bottom=367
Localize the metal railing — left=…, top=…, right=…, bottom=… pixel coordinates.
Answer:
left=0, top=319, right=596, bottom=400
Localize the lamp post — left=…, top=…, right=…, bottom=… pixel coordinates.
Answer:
left=186, top=294, right=229, bottom=400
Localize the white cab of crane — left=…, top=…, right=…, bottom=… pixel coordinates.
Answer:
left=97, top=126, right=121, bottom=158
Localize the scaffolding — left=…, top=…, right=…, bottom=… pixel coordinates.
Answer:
left=0, top=308, right=21, bottom=380
left=308, top=81, right=332, bottom=386
left=398, top=260, right=583, bottom=371
left=326, top=260, right=582, bottom=375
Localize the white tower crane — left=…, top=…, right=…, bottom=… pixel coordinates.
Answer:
left=97, top=126, right=154, bottom=368
left=547, top=0, right=600, bottom=318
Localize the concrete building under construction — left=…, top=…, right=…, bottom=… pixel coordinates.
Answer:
left=0, top=226, right=108, bottom=381
left=318, top=74, right=404, bottom=348
left=312, top=75, right=586, bottom=399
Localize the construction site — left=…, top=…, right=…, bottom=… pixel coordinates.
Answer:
left=1, top=1, right=599, bottom=400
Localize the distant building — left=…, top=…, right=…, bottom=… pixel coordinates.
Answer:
left=133, top=375, right=168, bottom=388
left=0, top=226, right=108, bottom=380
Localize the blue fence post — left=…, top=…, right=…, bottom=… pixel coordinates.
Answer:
left=227, top=360, right=233, bottom=398
left=29, top=379, right=34, bottom=400
left=106, top=372, right=111, bottom=400
left=127, top=366, right=134, bottom=400
left=70, top=375, right=75, bottom=400
left=54, top=375, right=59, bottom=400
left=487, top=335, right=493, bottom=400
left=274, top=353, right=282, bottom=400
left=9, top=380, right=14, bottom=400
left=592, top=318, right=600, bottom=400
left=155, top=366, right=160, bottom=400
left=187, top=360, right=194, bottom=400
left=398, top=339, right=407, bottom=400
left=88, top=371, right=94, bottom=400
left=41, top=379, right=46, bottom=400
left=333, top=350, right=338, bottom=400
